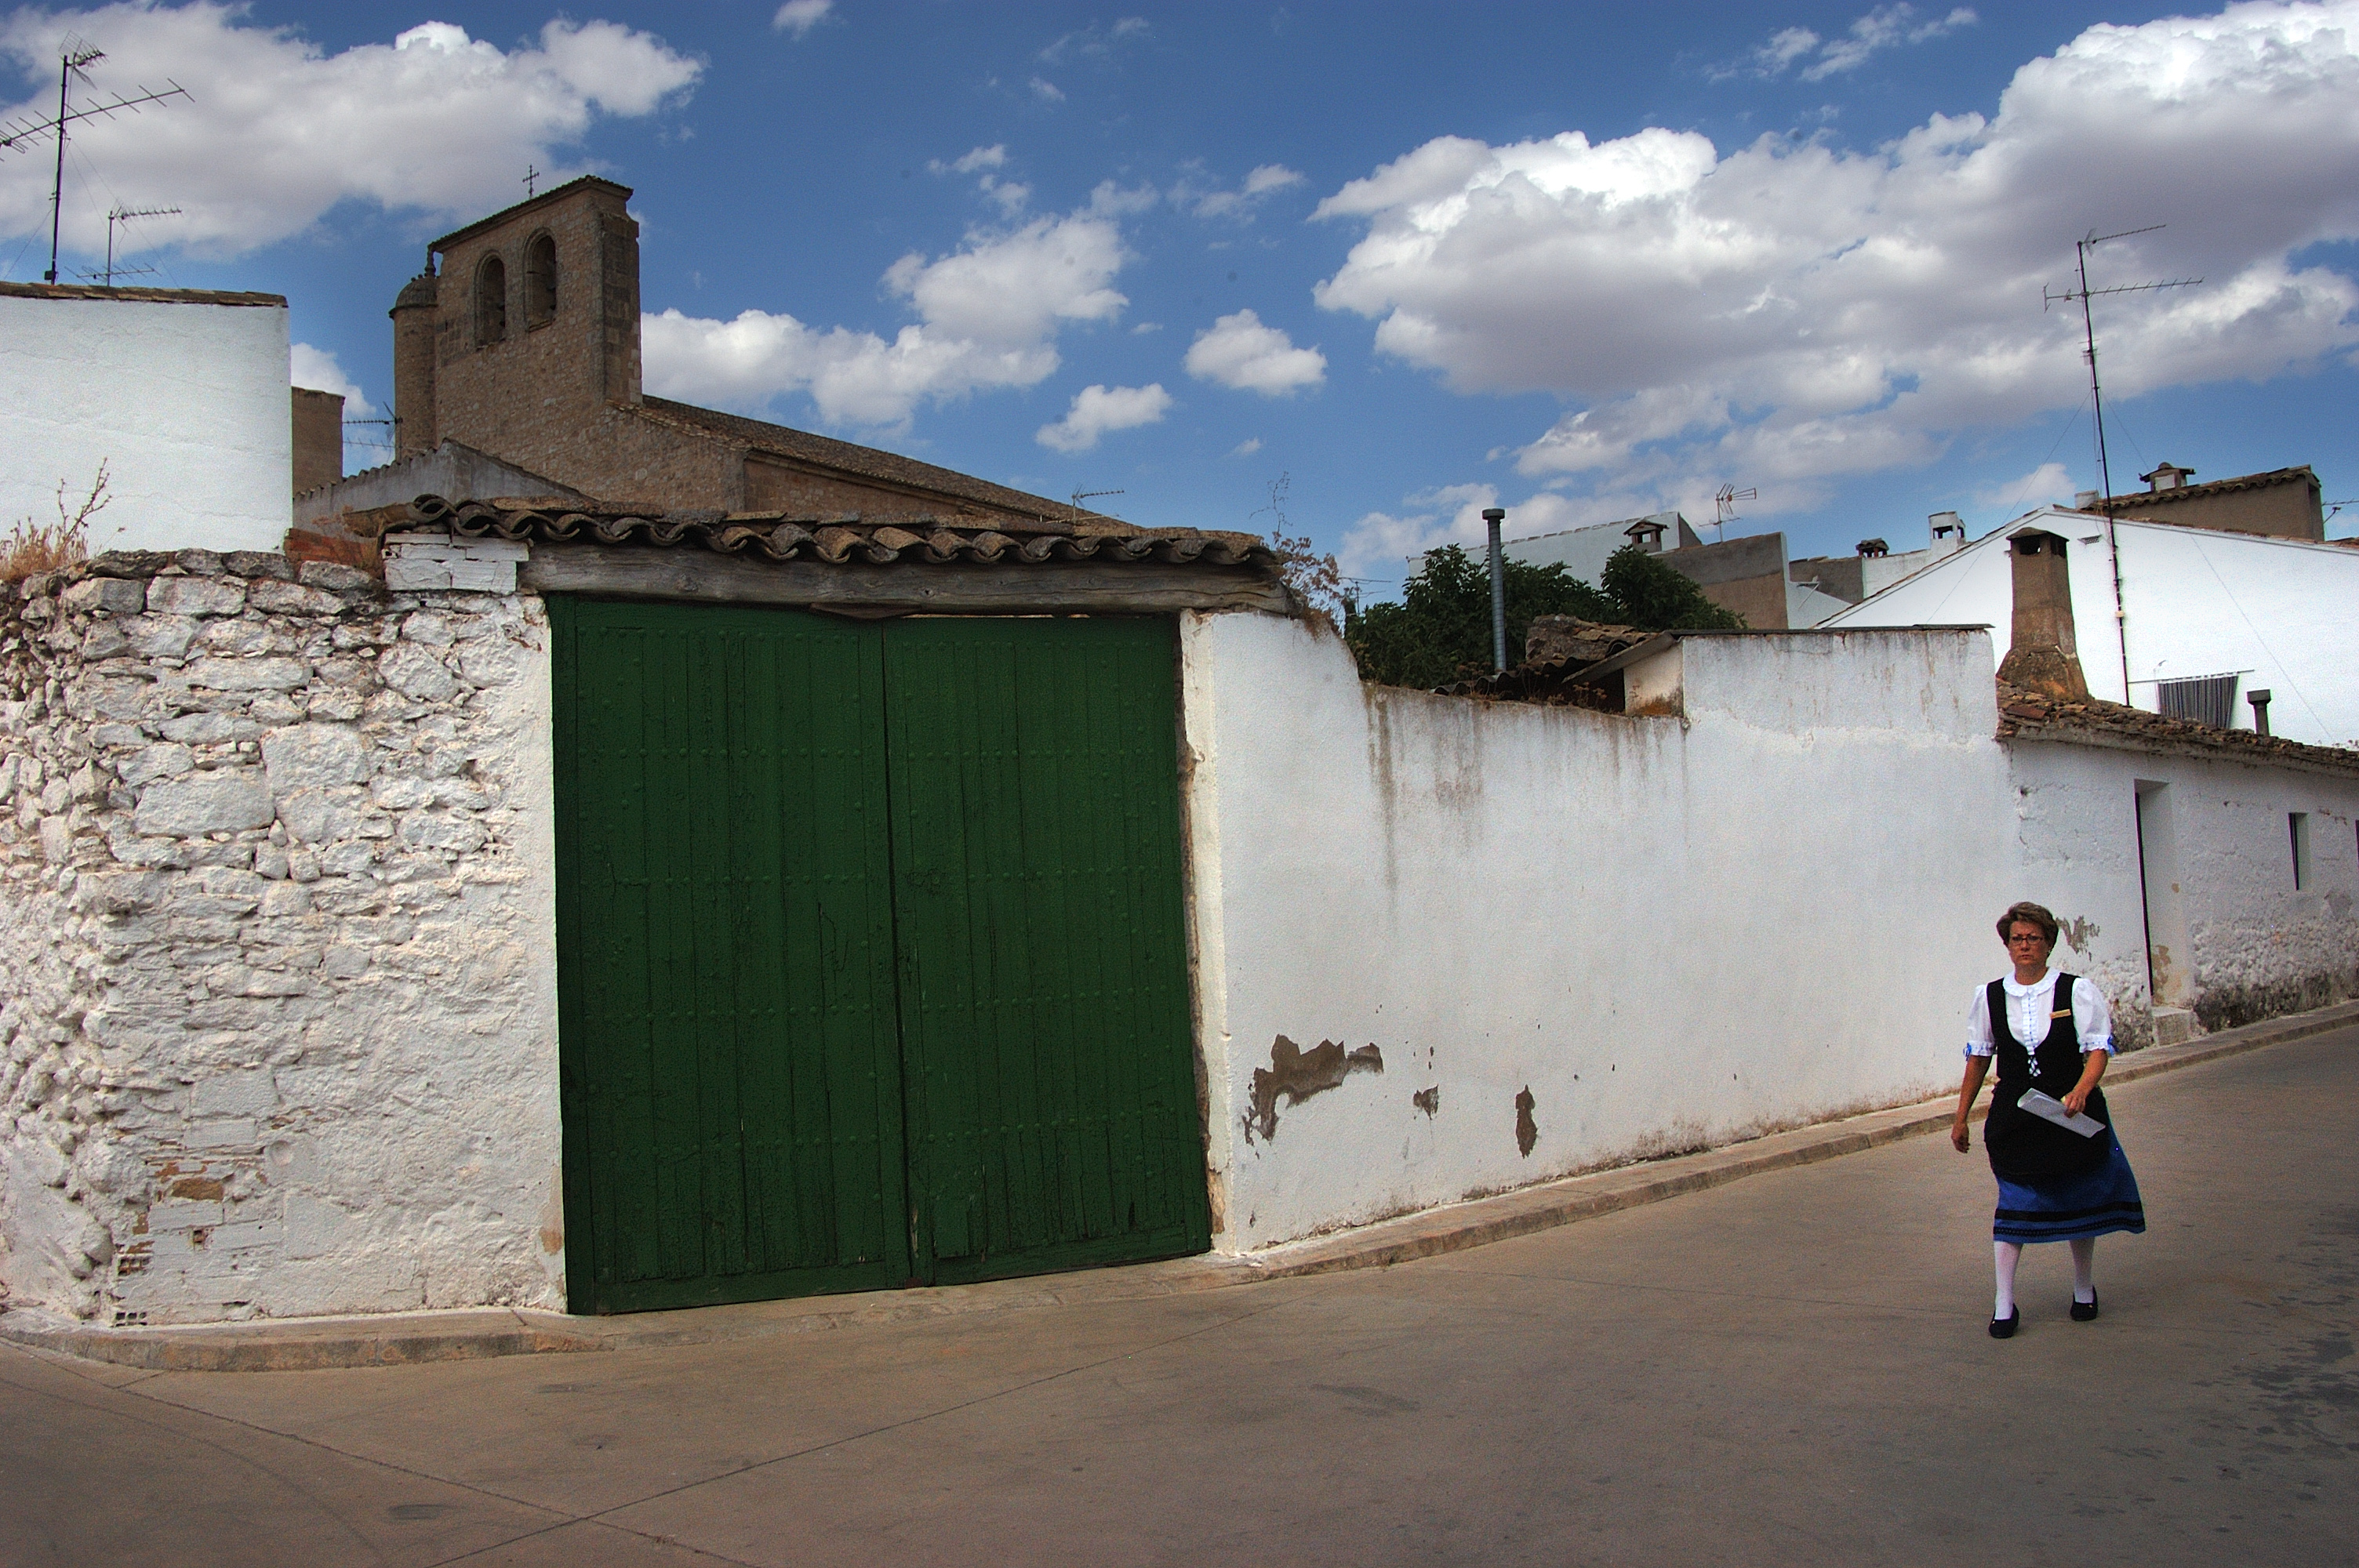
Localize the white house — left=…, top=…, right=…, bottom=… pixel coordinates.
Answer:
left=1823, top=507, right=2359, bottom=750
left=0, top=282, right=294, bottom=556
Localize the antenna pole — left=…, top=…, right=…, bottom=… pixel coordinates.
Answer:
left=45, top=56, right=69, bottom=281
left=2075, top=238, right=2114, bottom=525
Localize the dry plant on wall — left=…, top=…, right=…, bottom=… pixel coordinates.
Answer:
left=1254, top=473, right=1343, bottom=624
left=0, top=463, right=113, bottom=581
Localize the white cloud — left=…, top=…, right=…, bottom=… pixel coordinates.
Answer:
left=1336, top=483, right=1624, bottom=581
left=289, top=342, right=373, bottom=416
left=1036, top=383, right=1171, bottom=452
left=1178, top=162, right=1308, bottom=219
left=1185, top=309, right=1326, bottom=394
left=644, top=208, right=1130, bottom=426
left=1029, top=74, right=1064, bottom=102
left=1230, top=437, right=1263, bottom=457
left=772, top=0, right=834, bottom=38
left=1974, top=460, right=2077, bottom=515
left=0, top=6, right=700, bottom=260
left=1737, top=5, right=1976, bottom=80
left=1314, top=2, right=2359, bottom=505
left=935, top=145, right=1007, bottom=175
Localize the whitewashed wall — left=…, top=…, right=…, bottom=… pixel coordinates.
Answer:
left=2009, top=739, right=2359, bottom=1034
left=1180, top=618, right=2019, bottom=1252
left=1828, top=510, right=2359, bottom=748
left=0, top=554, right=562, bottom=1326
left=0, top=290, right=292, bottom=556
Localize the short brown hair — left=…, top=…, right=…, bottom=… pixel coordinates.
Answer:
left=1997, top=901, right=2059, bottom=944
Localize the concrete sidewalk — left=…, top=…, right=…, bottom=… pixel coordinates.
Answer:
left=7, top=996, right=2354, bottom=1374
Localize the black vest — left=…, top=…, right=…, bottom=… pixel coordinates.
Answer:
left=1983, top=973, right=2112, bottom=1181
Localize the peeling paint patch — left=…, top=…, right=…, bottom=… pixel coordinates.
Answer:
left=1514, top=1086, right=1539, bottom=1157
left=2062, top=913, right=2100, bottom=953
left=1412, top=1086, right=1440, bottom=1118
left=1243, top=1035, right=1383, bottom=1142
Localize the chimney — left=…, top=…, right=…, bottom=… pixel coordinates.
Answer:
left=2248, top=688, right=2272, bottom=735
left=1994, top=529, right=2089, bottom=700
left=2074, top=490, right=2100, bottom=511
left=390, top=268, right=439, bottom=460
left=1624, top=517, right=1668, bottom=552
left=2141, top=461, right=2195, bottom=492
left=289, top=387, right=344, bottom=497
left=1928, top=511, right=1965, bottom=557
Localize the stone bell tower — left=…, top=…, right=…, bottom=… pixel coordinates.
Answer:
left=388, top=176, right=641, bottom=470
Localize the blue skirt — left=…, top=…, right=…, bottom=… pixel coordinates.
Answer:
left=1993, top=1134, right=2146, bottom=1243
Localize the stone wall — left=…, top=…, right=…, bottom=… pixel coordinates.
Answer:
left=0, top=548, right=561, bottom=1327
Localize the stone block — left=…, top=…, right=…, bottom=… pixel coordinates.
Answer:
left=61, top=576, right=147, bottom=615
left=222, top=551, right=295, bottom=581
left=187, top=655, right=308, bottom=692
left=263, top=724, right=369, bottom=796
left=191, top=1069, right=278, bottom=1118
left=80, top=622, right=130, bottom=659
left=72, top=869, right=166, bottom=913
left=246, top=580, right=347, bottom=616
left=377, top=644, right=458, bottom=702
left=400, top=812, right=487, bottom=855
left=158, top=710, right=250, bottom=745
left=147, top=1198, right=226, bottom=1231
left=174, top=550, right=227, bottom=576
left=187, top=1119, right=259, bottom=1150
left=147, top=577, right=248, bottom=618
left=120, top=742, right=194, bottom=788
left=296, top=561, right=377, bottom=593
left=274, top=788, right=353, bottom=844
left=128, top=615, right=202, bottom=660
left=134, top=771, right=272, bottom=835
left=260, top=883, right=312, bottom=917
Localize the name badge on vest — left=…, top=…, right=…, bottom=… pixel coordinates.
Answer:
left=2050, top=1008, right=2071, bottom=1018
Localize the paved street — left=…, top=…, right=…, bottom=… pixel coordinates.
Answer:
left=4, top=1029, right=2354, bottom=1567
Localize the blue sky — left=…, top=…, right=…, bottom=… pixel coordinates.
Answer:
left=5, top=2, right=2357, bottom=593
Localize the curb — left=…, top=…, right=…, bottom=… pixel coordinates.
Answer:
left=8, top=999, right=2354, bottom=1374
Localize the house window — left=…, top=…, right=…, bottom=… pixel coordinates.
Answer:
left=2156, top=673, right=2237, bottom=729
left=523, top=232, right=557, bottom=328
left=2290, top=812, right=2312, bottom=891
left=475, top=254, right=508, bottom=346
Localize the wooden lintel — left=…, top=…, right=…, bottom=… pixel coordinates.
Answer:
left=518, top=542, right=1295, bottom=615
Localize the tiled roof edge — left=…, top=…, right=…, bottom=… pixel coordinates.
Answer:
left=406, top=496, right=1281, bottom=570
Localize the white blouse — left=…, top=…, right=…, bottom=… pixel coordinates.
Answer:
left=1964, top=968, right=2114, bottom=1059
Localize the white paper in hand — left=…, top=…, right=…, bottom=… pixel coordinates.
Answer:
left=2018, top=1088, right=2106, bottom=1138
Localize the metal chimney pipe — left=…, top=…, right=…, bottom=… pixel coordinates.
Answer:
left=1481, top=507, right=1507, bottom=672
left=2248, top=688, right=2272, bottom=736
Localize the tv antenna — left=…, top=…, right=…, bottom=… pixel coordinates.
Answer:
left=1711, top=484, right=1756, bottom=542
left=75, top=204, right=180, bottom=286
left=0, top=39, right=190, bottom=283
left=2042, top=226, right=2200, bottom=524
left=1070, top=488, right=1125, bottom=509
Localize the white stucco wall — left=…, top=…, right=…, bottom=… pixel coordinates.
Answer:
left=1180, top=618, right=2019, bottom=1251
left=2008, top=739, right=2359, bottom=1034
left=0, top=290, right=293, bottom=557
left=1, top=553, right=562, bottom=1326
left=1828, top=511, right=2359, bottom=748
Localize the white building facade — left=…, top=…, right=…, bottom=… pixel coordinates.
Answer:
left=1823, top=508, right=2359, bottom=749
left=0, top=283, right=293, bottom=557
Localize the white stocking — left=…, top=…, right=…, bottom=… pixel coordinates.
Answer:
left=2070, top=1238, right=2095, bottom=1303
left=1994, top=1240, right=2023, bottom=1318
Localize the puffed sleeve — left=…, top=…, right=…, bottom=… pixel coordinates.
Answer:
left=1965, top=984, right=1995, bottom=1058
left=2073, top=975, right=2114, bottom=1054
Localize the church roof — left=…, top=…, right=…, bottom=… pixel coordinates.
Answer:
left=633, top=397, right=1102, bottom=531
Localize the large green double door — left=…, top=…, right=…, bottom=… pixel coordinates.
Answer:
left=551, top=600, right=1210, bottom=1313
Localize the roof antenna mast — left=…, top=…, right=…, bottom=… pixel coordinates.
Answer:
left=2044, top=227, right=2200, bottom=706
left=0, top=37, right=190, bottom=283
left=2043, top=226, right=2200, bottom=528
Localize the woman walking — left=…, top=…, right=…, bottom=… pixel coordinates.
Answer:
left=1952, top=901, right=2146, bottom=1338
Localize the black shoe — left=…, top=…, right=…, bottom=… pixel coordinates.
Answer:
left=1989, top=1308, right=2020, bottom=1339
left=2070, top=1292, right=2099, bottom=1322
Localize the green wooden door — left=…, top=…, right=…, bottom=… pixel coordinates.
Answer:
left=552, top=599, right=911, bottom=1312
left=553, top=601, right=1209, bottom=1312
left=883, top=617, right=1210, bottom=1284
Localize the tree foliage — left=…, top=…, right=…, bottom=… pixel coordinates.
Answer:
left=1346, top=541, right=1743, bottom=689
